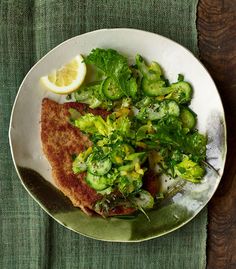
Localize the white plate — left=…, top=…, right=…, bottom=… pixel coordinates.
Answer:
left=9, top=29, right=227, bottom=242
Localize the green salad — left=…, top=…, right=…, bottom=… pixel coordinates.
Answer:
left=69, top=48, right=207, bottom=214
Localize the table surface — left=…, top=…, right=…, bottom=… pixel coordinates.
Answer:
left=198, top=1, right=236, bottom=268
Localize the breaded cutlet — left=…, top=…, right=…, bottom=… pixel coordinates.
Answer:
left=41, top=98, right=136, bottom=216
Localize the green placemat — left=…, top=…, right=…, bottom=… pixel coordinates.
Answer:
left=0, top=1, right=206, bottom=268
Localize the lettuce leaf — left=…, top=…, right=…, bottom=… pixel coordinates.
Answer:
left=85, top=48, right=137, bottom=98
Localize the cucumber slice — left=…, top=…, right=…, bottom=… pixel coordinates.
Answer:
left=86, top=173, right=108, bottom=191
left=155, top=100, right=180, bottom=120
left=142, top=78, right=171, bottom=97
left=148, top=62, right=162, bottom=80
left=128, top=77, right=138, bottom=98
left=135, top=96, right=152, bottom=108
left=167, top=81, right=192, bottom=104
left=102, top=77, right=124, bottom=100
left=135, top=55, right=162, bottom=81
left=131, top=190, right=154, bottom=209
left=72, top=148, right=92, bottom=174
left=72, top=160, right=86, bottom=174
left=136, top=100, right=180, bottom=121
left=87, top=156, right=112, bottom=176
left=180, top=107, right=196, bottom=130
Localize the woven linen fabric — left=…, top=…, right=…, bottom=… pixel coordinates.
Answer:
left=0, top=1, right=206, bottom=269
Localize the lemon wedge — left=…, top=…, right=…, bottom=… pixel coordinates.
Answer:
left=41, top=54, right=86, bottom=94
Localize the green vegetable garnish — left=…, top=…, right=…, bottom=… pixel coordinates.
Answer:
left=69, top=48, right=208, bottom=216
left=174, top=157, right=205, bottom=182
